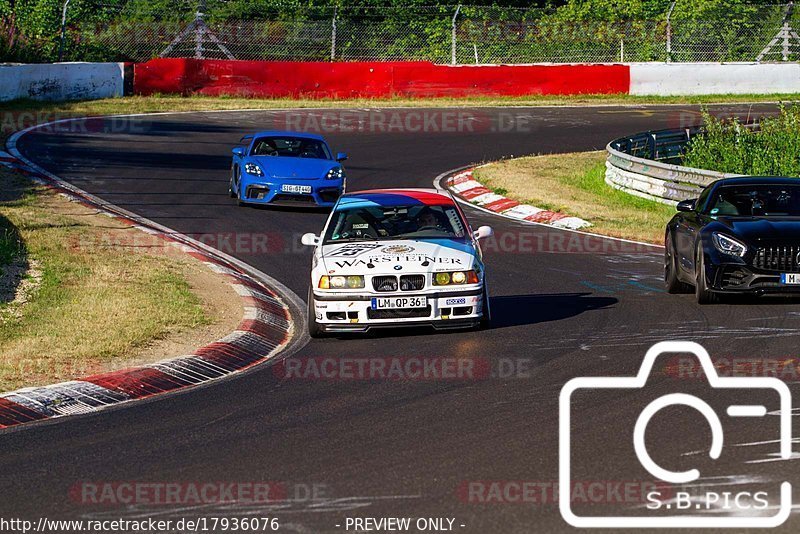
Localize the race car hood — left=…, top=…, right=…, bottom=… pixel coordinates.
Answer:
left=320, top=239, right=478, bottom=275
left=249, top=156, right=336, bottom=180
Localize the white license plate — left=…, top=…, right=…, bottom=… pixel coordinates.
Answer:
left=781, top=273, right=800, bottom=284
left=281, top=184, right=312, bottom=194
left=371, top=296, right=428, bottom=309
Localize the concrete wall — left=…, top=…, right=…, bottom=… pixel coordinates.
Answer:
left=0, top=63, right=125, bottom=102
left=630, top=63, right=800, bottom=95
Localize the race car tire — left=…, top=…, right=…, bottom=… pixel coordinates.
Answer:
left=235, top=169, right=246, bottom=207
left=695, top=246, right=720, bottom=304
left=307, top=288, right=325, bottom=338
left=479, top=285, right=492, bottom=329
left=665, top=232, right=692, bottom=294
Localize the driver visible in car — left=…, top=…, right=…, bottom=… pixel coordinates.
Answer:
left=414, top=207, right=442, bottom=231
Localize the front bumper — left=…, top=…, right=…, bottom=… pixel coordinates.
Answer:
left=241, top=179, right=344, bottom=207
left=709, top=263, right=800, bottom=294
left=311, top=288, right=485, bottom=333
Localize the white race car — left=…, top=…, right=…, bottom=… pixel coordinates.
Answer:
left=301, top=188, right=493, bottom=337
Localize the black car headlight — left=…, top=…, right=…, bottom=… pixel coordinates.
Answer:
left=712, top=232, right=747, bottom=257
left=245, top=163, right=264, bottom=177
left=326, top=166, right=345, bottom=180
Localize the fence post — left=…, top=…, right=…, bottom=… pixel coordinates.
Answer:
left=58, top=0, right=71, bottom=62
left=451, top=4, right=461, bottom=65
left=330, top=7, right=337, bottom=61
left=666, top=0, right=676, bottom=62
left=195, top=0, right=206, bottom=59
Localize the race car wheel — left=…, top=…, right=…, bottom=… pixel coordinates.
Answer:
left=479, top=285, right=492, bottom=329
left=228, top=180, right=237, bottom=198
left=307, top=288, right=325, bottom=338
left=665, top=232, right=692, bottom=294
left=695, top=246, right=720, bottom=304
left=236, top=170, right=245, bottom=207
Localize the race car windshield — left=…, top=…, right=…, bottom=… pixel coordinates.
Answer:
left=324, top=205, right=467, bottom=243
left=707, top=184, right=800, bottom=217
left=250, top=136, right=332, bottom=159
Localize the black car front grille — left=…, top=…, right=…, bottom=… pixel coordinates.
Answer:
left=372, top=276, right=398, bottom=292
left=753, top=245, right=800, bottom=272
left=399, top=275, right=425, bottom=291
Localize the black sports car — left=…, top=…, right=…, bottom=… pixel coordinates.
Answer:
left=665, top=176, right=800, bottom=303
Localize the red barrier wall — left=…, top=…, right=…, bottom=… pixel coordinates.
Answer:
left=134, top=59, right=630, bottom=98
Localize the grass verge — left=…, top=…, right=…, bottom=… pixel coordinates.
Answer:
left=0, top=166, right=240, bottom=392
left=473, top=151, right=675, bottom=244
left=0, top=93, right=798, bottom=118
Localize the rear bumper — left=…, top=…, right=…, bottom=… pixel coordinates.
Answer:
left=311, top=288, right=485, bottom=332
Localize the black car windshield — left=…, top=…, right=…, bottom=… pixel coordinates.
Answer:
left=250, top=136, right=331, bottom=159
left=324, top=204, right=467, bottom=243
left=707, top=184, right=800, bottom=217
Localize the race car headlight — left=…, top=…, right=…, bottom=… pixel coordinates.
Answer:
left=712, top=233, right=747, bottom=257
left=245, top=163, right=264, bottom=176
left=318, top=275, right=364, bottom=289
left=433, top=270, right=479, bottom=286
left=326, top=166, right=345, bottom=180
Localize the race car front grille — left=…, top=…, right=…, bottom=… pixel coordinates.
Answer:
left=272, top=194, right=314, bottom=203
left=246, top=185, right=269, bottom=199
left=367, top=306, right=431, bottom=320
left=399, top=275, right=425, bottom=291
left=372, top=276, right=398, bottom=292
left=753, top=245, right=800, bottom=272
left=318, top=189, right=341, bottom=203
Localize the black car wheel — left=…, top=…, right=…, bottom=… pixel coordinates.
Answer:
left=307, top=287, right=325, bottom=338
left=695, top=246, right=720, bottom=304
left=665, top=232, right=692, bottom=294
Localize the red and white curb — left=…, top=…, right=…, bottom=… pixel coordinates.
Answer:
left=445, top=167, right=591, bottom=230
left=0, top=132, right=305, bottom=430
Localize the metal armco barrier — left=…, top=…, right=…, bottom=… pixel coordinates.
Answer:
left=605, top=127, right=743, bottom=205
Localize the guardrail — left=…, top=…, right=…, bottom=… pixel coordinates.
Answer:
left=605, top=127, right=743, bottom=205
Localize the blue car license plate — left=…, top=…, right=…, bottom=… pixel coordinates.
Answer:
left=780, top=273, right=800, bottom=284
left=281, top=184, right=311, bottom=194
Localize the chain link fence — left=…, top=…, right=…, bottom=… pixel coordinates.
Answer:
left=6, top=1, right=800, bottom=64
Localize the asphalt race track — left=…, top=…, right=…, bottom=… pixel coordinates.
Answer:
left=3, top=104, right=800, bottom=533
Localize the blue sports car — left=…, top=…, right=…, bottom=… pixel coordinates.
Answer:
left=229, top=131, right=347, bottom=207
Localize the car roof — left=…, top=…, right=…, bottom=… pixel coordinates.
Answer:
left=713, top=176, right=800, bottom=187
left=338, top=188, right=456, bottom=208
left=250, top=130, right=326, bottom=141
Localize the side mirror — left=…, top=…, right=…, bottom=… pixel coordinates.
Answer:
left=336, top=152, right=348, bottom=162
left=232, top=147, right=245, bottom=157
left=473, top=225, right=493, bottom=240
left=301, top=233, right=320, bottom=246
left=676, top=199, right=696, bottom=212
